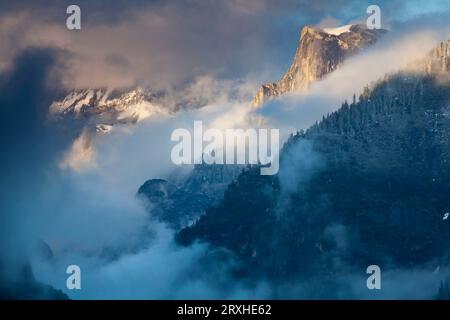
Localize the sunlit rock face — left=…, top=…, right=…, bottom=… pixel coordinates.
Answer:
left=252, top=24, right=386, bottom=108
left=49, top=87, right=171, bottom=126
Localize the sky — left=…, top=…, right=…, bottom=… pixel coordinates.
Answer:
left=1, top=0, right=450, bottom=299
left=1, top=0, right=449, bottom=90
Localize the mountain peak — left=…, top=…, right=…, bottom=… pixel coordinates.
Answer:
left=301, top=24, right=357, bottom=37
left=252, top=24, right=386, bottom=107
left=49, top=86, right=170, bottom=126
left=300, top=25, right=323, bottom=37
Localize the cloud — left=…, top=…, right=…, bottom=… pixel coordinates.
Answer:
left=1, top=1, right=450, bottom=299
left=3, top=0, right=449, bottom=91
left=0, top=47, right=147, bottom=287
left=0, top=47, right=79, bottom=277
left=32, top=224, right=273, bottom=299
left=278, top=140, right=325, bottom=194
left=60, top=128, right=97, bottom=172
left=0, top=1, right=286, bottom=90
left=257, top=19, right=450, bottom=134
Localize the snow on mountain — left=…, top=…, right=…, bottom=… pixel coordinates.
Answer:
left=49, top=87, right=171, bottom=126
left=323, top=24, right=353, bottom=35
left=50, top=86, right=176, bottom=171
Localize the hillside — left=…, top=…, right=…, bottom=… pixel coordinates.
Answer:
left=177, top=42, right=450, bottom=286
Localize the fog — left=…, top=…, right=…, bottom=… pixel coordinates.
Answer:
left=1, top=2, right=449, bottom=299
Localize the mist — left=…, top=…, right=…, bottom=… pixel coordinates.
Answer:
left=258, top=14, right=450, bottom=135
left=1, top=2, right=450, bottom=300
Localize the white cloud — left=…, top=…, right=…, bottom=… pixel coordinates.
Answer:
left=258, top=28, right=450, bottom=134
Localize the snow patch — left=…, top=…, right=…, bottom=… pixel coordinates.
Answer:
left=96, top=124, right=113, bottom=134
left=323, top=24, right=353, bottom=36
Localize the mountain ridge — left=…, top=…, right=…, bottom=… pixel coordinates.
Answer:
left=176, top=39, right=450, bottom=292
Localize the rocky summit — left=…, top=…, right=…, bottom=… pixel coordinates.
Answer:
left=49, top=87, right=170, bottom=126
left=252, top=24, right=386, bottom=107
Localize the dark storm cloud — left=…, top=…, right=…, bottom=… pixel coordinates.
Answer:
left=0, top=48, right=73, bottom=179
left=0, top=47, right=148, bottom=284
left=0, top=47, right=83, bottom=280
left=2, top=0, right=447, bottom=90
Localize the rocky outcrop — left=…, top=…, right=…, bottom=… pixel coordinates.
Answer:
left=138, top=163, right=244, bottom=229
left=49, top=87, right=170, bottom=126
left=252, top=24, right=386, bottom=107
